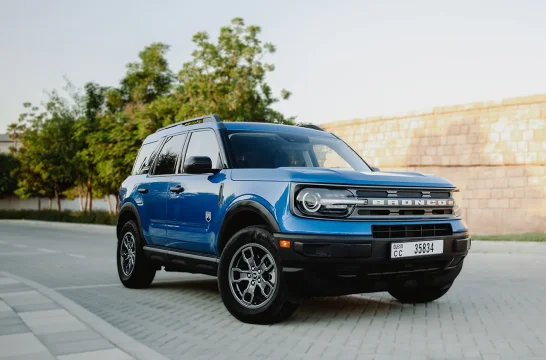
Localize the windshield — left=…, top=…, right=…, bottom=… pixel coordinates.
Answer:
left=225, top=130, right=371, bottom=172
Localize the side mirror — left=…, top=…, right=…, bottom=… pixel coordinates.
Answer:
left=141, top=166, right=150, bottom=174
left=371, top=166, right=380, bottom=172
left=183, top=156, right=219, bottom=174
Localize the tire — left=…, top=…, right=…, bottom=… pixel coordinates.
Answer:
left=117, top=220, right=156, bottom=289
left=388, top=282, right=452, bottom=304
left=218, top=226, right=299, bottom=324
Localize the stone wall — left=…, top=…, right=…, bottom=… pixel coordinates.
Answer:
left=322, top=94, right=546, bottom=235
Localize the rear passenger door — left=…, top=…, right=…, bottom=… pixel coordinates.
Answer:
left=166, top=130, right=225, bottom=254
left=139, top=133, right=187, bottom=246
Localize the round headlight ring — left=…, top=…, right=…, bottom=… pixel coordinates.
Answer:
left=300, top=190, right=321, bottom=213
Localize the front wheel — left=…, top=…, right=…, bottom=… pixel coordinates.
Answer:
left=218, top=226, right=299, bottom=324
left=388, top=283, right=452, bottom=304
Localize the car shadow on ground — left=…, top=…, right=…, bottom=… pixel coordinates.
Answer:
left=149, top=277, right=402, bottom=321
left=151, top=277, right=219, bottom=293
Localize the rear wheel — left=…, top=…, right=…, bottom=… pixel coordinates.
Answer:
left=117, top=220, right=156, bottom=289
left=218, top=226, right=299, bottom=324
left=388, top=283, right=452, bottom=304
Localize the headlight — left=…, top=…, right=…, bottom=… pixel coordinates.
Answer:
left=295, top=188, right=357, bottom=217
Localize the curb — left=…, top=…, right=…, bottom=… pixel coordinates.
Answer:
left=0, top=271, right=171, bottom=360
left=0, top=219, right=115, bottom=231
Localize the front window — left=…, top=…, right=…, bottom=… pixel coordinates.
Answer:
left=226, top=130, right=371, bottom=171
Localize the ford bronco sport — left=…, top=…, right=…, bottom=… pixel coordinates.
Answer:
left=116, top=115, right=470, bottom=324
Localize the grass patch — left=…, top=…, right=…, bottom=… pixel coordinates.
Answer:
left=0, top=209, right=116, bottom=226
left=472, top=233, right=546, bottom=242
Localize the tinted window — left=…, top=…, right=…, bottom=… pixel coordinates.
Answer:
left=226, top=130, right=370, bottom=171
left=184, top=131, right=222, bottom=169
left=132, top=141, right=159, bottom=175
left=153, top=133, right=187, bottom=175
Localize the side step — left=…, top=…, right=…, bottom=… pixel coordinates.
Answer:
left=143, top=246, right=219, bottom=276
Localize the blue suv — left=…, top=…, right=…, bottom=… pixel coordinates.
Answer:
left=116, top=115, right=470, bottom=324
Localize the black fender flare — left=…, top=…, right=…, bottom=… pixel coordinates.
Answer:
left=217, top=200, right=281, bottom=251
left=117, top=202, right=145, bottom=242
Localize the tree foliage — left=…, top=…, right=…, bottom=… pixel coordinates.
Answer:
left=177, top=17, right=293, bottom=123
left=0, top=153, right=19, bottom=198
left=8, top=18, right=292, bottom=213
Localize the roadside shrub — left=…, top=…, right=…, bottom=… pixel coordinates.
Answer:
left=0, top=209, right=116, bottom=225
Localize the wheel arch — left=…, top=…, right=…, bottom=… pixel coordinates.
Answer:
left=117, top=202, right=146, bottom=243
left=217, top=200, right=281, bottom=255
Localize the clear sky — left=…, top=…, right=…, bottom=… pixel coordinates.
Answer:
left=1, top=0, right=546, bottom=132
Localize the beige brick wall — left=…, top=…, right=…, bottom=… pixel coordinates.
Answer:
left=322, top=94, right=546, bottom=235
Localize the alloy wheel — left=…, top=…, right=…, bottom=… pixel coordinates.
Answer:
left=120, top=232, right=136, bottom=277
left=228, top=243, right=278, bottom=309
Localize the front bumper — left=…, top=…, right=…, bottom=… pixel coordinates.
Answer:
left=274, top=232, right=470, bottom=295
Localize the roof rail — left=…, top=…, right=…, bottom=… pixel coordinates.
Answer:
left=297, top=124, right=324, bottom=131
left=157, top=114, right=222, bottom=132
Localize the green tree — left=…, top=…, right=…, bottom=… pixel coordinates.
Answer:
left=0, top=153, right=19, bottom=198
left=8, top=18, right=294, bottom=214
left=74, top=82, right=108, bottom=211
left=9, top=96, right=79, bottom=211
left=87, top=43, right=176, bottom=212
left=177, top=17, right=293, bottom=124
left=8, top=104, right=54, bottom=207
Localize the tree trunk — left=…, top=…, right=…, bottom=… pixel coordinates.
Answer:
left=88, top=181, right=93, bottom=212
left=48, top=198, right=52, bottom=210
left=78, top=186, right=84, bottom=211
left=54, top=187, right=61, bottom=212
left=105, top=196, right=113, bottom=214
left=114, top=193, right=119, bottom=214
left=83, top=186, right=88, bottom=212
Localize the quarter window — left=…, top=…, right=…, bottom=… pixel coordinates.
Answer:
left=153, top=133, right=187, bottom=175
left=132, top=141, right=159, bottom=175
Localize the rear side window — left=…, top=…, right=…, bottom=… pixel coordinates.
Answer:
left=132, top=141, right=159, bottom=175
left=153, top=133, right=187, bottom=175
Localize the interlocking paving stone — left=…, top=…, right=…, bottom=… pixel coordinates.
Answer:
left=56, top=348, right=134, bottom=360
left=0, top=300, right=11, bottom=312
left=0, top=278, right=19, bottom=286
left=37, top=329, right=103, bottom=345
left=0, top=333, right=48, bottom=357
left=10, top=302, right=61, bottom=313
left=0, top=285, right=34, bottom=295
left=2, top=223, right=546, bottom=359
left=0, top=316, right=25, bottom=327
left=2, top=352, right=56, bottom=360
left=18, top=309, right=88, bottom=335
left=45, top=338, right=114, bottom=356
left=1, top=291, right=54, bottom=307
left=0, top=323, right=30, bottom=336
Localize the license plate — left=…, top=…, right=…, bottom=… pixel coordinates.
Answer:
left=391, top=240, right=443, bottom=259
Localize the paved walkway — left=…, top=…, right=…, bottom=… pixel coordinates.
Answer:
left=1, top=221, right=546, bottom=359
left=0, top=272, right=167, bottom=360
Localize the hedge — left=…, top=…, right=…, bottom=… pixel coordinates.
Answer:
left=0, top=209, right=117, bottom=225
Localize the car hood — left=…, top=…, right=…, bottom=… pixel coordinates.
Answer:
left=230, top=168, right=455, bottom=188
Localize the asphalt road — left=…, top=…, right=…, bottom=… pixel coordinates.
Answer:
left=1, top=221, right=545, bottom=360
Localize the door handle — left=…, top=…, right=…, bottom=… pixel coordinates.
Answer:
left=138, top=188, right=148, bottom=194
left=169, top=185, right=184, bottom=193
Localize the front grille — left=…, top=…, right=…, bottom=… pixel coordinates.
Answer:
left=349, top=187, right=455, bottom=219
left=356, top=190, right=388, bottom=198
left=372, top=224, right=453, bottom=238
left=356, top=190, right=451, bottom=199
